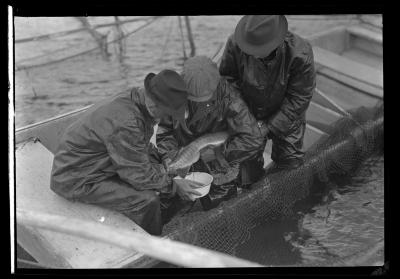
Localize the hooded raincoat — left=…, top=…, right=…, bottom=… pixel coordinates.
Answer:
left=219, top=31, right=316, bottom=167
left=50, top=88, right=175, bottom=235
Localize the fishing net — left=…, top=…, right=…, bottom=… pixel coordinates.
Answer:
left=161, top=103, right=384, bottom=261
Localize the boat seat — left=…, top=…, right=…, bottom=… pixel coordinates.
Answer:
left=347, top=25, right=382, bottom=45
left=16, top=140, right=148, bottom=268
left=306, top=101, right=342, bottom=134
left=313, top=46, right=383, bottom=91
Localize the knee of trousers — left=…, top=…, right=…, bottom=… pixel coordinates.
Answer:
left=139, top=190, right=161, bottom=208
left=121, top=190, right=161, bottom=214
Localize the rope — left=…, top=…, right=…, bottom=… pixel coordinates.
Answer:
left=15, top=17, right=163, bottom=72
left=15, top=17, right=151, bottom=44
left=16, top=45, right=73, bottom=64
left=17, top=17, right=144, bottom=64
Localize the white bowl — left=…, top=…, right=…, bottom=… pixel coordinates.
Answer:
left=174, top=172, right=213, bottom=199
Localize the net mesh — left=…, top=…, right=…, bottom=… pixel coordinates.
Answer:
left=161, top=103, right=384, bottom=259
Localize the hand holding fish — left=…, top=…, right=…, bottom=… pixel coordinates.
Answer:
left=164, top=158, right=190, bottom=177
left=167, top=131, right=230, bottom=177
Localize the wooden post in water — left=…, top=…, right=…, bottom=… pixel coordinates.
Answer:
left=177, top=16, right=187, bottom=61
left=76, top=17, right=110, bottom=59
left=113, top=16, right=125, bottom=60
left=184, top=16, right=196, bottom=57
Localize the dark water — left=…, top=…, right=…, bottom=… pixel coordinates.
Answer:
left=234, top=153, right=384, bottom=266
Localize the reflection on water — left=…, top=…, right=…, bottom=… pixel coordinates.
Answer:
left=14, top=16, right=242, bottom=128
left=234, top=153, right=384, bottom=266
left=14, top=15, right=364, bottom=128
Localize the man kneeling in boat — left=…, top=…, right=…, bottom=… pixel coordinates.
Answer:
left=50, top=69, right=203, bottom=235
left=157, top=56, right=265, bottom=212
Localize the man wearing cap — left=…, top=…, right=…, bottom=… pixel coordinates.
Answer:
left=50, top=69, right=202, bottom=235
left=157, top=56, right=265, bottom=210
left=219, top=15, right=316, bottom=178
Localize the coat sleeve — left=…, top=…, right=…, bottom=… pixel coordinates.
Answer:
left=219, top=35, right=240, bottom=82
left=223, top=85, right=266, bottom=164
left=105, top=118, right=175, bottom=195
left=266, top=43, right=316, bottom=138
left=156, top=117, right=181, bottom=162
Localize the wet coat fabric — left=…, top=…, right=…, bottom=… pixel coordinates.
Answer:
left=156, top=77, right=265, bottom=210
left=156, top=77, right=266, bottom=166
left=219, top=31, right=316, bottom=166
left=50, top=88, right=175, bottom=235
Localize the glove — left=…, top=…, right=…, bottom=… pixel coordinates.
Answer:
left=173, top=178, right=203, bottom=201
left=164, top=158, right=191, bottom=177
left=162, top=158, right=172, bottom=172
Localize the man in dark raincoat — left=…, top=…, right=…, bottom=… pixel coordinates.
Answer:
left=157, top=56, right=265, bottom=210
left=219, top=15, right=316, bottom=182
left=50, top=70, right=203, bottom=235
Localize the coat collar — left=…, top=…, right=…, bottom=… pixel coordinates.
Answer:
left=131, top=87, right=158, bottom=127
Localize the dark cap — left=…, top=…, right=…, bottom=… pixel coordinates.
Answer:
left=144, top=69, right=188, bottom=119
left=144, top=69, right=193, bottom=135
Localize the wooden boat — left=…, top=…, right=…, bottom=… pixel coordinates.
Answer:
left=14, top=23, right=383, bottom=268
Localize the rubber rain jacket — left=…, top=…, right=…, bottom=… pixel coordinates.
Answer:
left=156, top=77, right=265, bottom=166
left=156, top=77, right=265, bottom=210
left=219, top=31, right=316, bottom=167
left=50, top=88, right=175, bottom=235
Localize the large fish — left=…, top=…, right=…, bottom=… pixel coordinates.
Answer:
left=167, top=131, right=230, bottom=177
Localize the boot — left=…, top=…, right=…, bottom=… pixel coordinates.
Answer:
left=200, top=180, right=238, bottom=211
left=239, top=156, right=265, bottom=189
